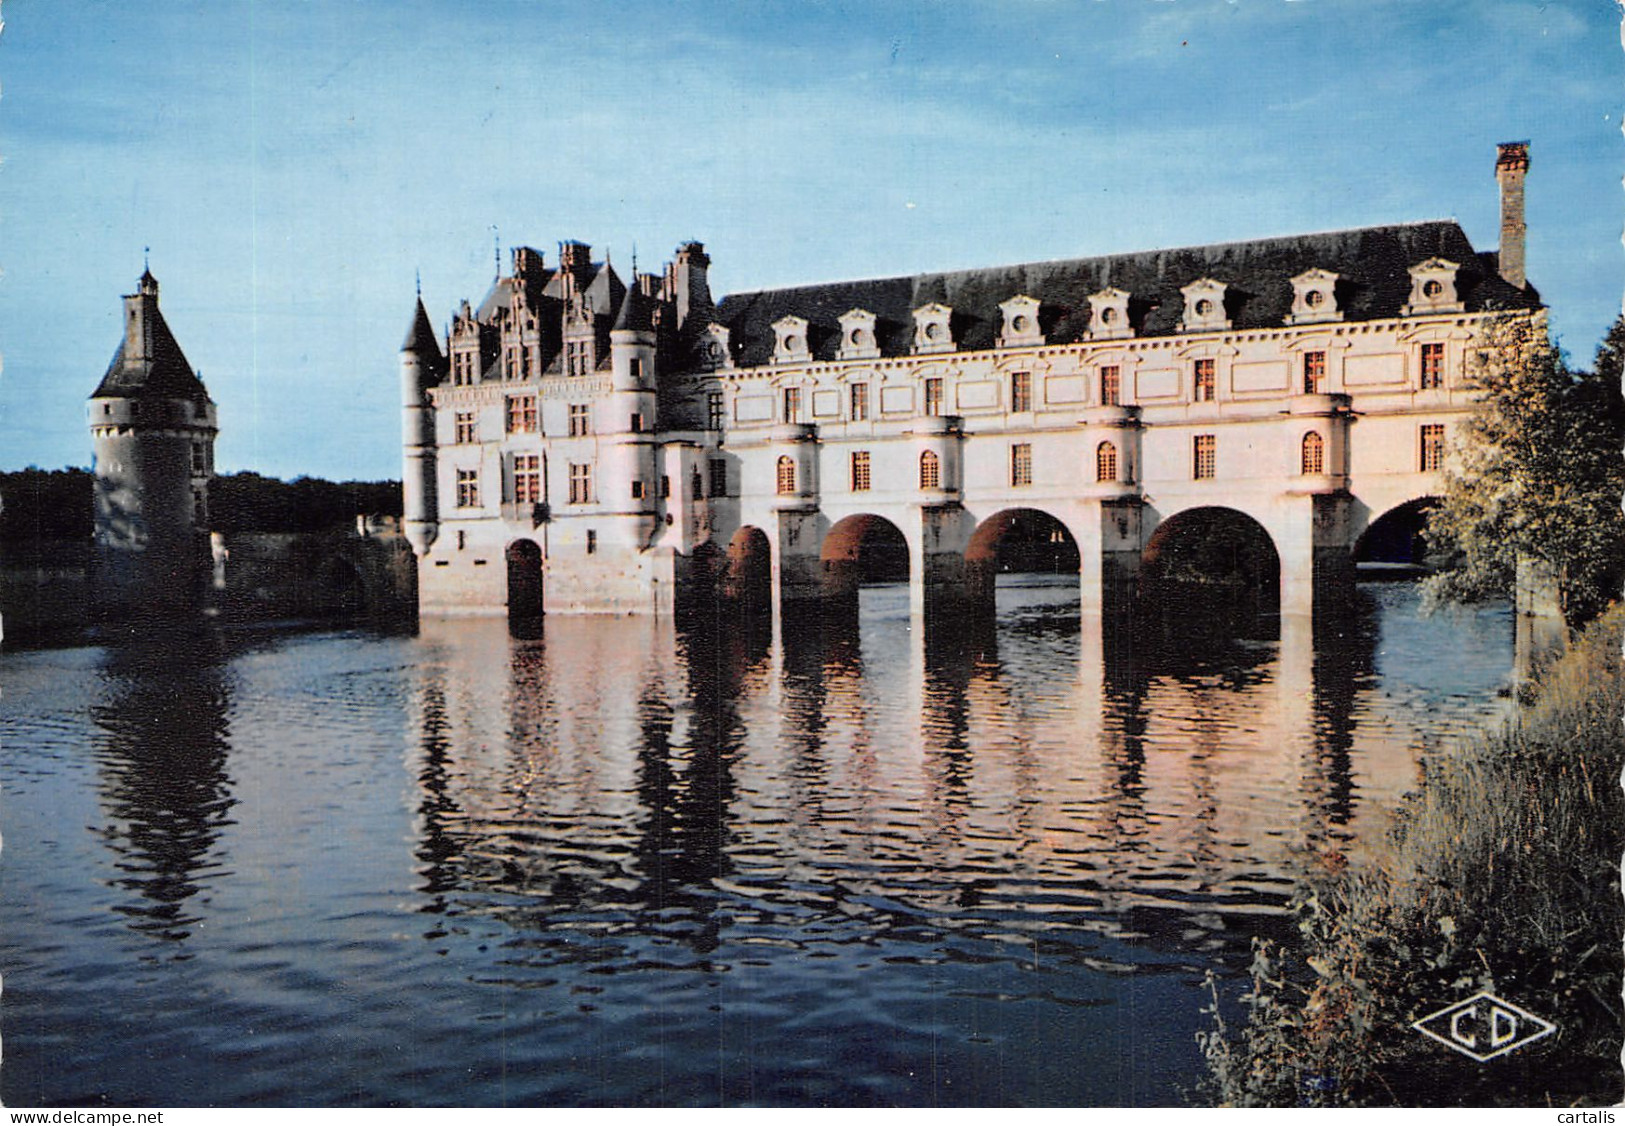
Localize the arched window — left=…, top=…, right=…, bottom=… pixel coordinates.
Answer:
left=919, top=450, right=941, bottom=490
left=1301, top=431, right=1325, bottom=475
left=776, top=455, right=797, bottom=495
left=1096, top=440, right=1118, bottom=483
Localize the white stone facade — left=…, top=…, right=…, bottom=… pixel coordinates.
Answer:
left=402, top=146, right=1537, bottom=624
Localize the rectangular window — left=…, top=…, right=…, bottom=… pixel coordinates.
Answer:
left=708, top=458, right=727, bottom=498
left=455, top=411, right=478, bottom=444
left=566, top=339, right=595, bottom=377
left=568, top=403, right=590, bottom=437
left=1010, top=443, right=1032, bottom=487
left=630, top=412, right=644, bottom=434
left=851, top=450, right=871, bottom=492
left=505, top=347, right=518, bottom=380
left=850, top=382, right=868, bottom=421
left=1010, top=371, right=1032, bottom=413
left=631, top=480, right=646, bottom=500
left=1303, top=351, right=1326, bottom=394
left=924, top=377, right=944, bottom=416
left=1194, top=358, right=1216, bottom=402
left=660, top=475, right=671, bottom=499
left=513, top=454, right=541, bottom=503
left=1193, top=434, right=1216, bottom=480
left=1420, top=423, right=1446, bottom=471
left=1100, top=366, right=1121, bottom=406
left=506, top=394, right=538, bottom=434
left=1420, top=342, right=1445, bottom=390
left=783, top=387, right=801, bottom=422
left=453, top=351, right=475, bottom=386
left=522, top=346, right=533, bottom=379
left=586, top=529, right=597, bottom=554
left=568, top=462, right=592, bottom=504
left=707, top=391, right=725, bottom=431
left=456, top=468, right=480, bottom=507
left=629, top=358, right=644, bottom=383
left=191, top=442, right=208, bottom=476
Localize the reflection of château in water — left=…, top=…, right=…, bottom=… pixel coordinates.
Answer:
left=401, top=585, right=1432, bottom=968
left=405, top=144, right=1540, bottom=626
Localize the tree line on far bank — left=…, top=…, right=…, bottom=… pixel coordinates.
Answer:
left=0, top=469, right=403, bottom=546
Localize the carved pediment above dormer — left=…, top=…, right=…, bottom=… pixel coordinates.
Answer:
left=702, top=322, right=732, bottom=370
left=1087, top=287, right=1134, bottom=340
left=1288, top=269, right=1343, bottom=325
left=1403, top=258, right=1464, bottom=315
left=998, top=294, right=1044, bottom=348
left=912, top=303, right=955, bottom=354
left=1180, top=278, right=1231, bottom=332
left=772, top=315, right=810, bottom=364
left=837, top=308, right=880, bottom=359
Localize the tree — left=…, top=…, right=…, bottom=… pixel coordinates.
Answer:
left=1423, top=312, right=1625, bottom=628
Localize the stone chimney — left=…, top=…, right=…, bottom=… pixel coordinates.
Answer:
left=559, top=240, right=591, bottom=272
left=1496, top=141, right=1529, bottom=289
left=668, top=241, right=713, bottom=333
left=511, top=245, right=545, bottom=281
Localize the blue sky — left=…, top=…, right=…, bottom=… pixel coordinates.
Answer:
left=1, top=0, right=1618, bottom=480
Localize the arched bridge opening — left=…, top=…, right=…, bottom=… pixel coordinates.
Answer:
left=821, top=514, right=910, bottom=608
left=1354, top=498, right=1438, bottom=579
left=1141, top=507, right=1280, bottom=629
left=505, top=538, right=543, bottom=636
left=964, top=508, right=1081, bottom=622
left=720, top=526, right=773, bottom=616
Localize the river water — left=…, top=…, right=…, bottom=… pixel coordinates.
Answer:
left=0, top=579, right=1513, bottom=1106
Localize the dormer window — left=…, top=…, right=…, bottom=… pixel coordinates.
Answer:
left=1288, top=269, right=1343, bottom=325
left=1087, top=288, right=1133, bottom=340
left=1403, top=258, right=1464, bottom=315
left=837, top=309, right=880, bottom=360
left=912, top=303, right=955, bottom=354
left=1180, top=278, right=1231, bottom=332
left=998, top=294, right=1044, bottom=348
left=702, top=322, right=732, bottom=370
left=772, top=315, right=811, bottom=364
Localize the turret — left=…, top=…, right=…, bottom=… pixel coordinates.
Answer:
left=400, top=294, right=444, bottom=556
left=88, top=271, right=217, bottom=620
left=605, top=284, right=661, bottom=522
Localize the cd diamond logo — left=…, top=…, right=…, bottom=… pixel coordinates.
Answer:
left=1412, top=992, right=1556, bottom=1062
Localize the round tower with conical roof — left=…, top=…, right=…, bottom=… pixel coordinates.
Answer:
left=88, top=270, right=218, bottom=620
left=400, top=294, right=445, bottom=557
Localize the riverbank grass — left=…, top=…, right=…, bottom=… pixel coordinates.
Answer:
left=1199, top=604, right=1624, bottom=1106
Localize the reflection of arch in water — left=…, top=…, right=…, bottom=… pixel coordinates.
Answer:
left=964, top=508, right=1080, bottom=616
left=505, top=538, right=544, bottom=632
left=820, top=514, right=909, bottom=604
left=1353, top=497, right=1438, bottom=572
left=1141, top=506, right=1281, bottom=617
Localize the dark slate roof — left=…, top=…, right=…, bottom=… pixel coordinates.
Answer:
left=91, top=290, right=210, bottom=401
left=401, top=296, right=444, bottom=356
left=714, top=221, right=1541, bottom=368
left=612, top=283, right=658, bottom=333
left=584, top=262, right=626, bottom=316
left=475, top=277, right=518, bottom=322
